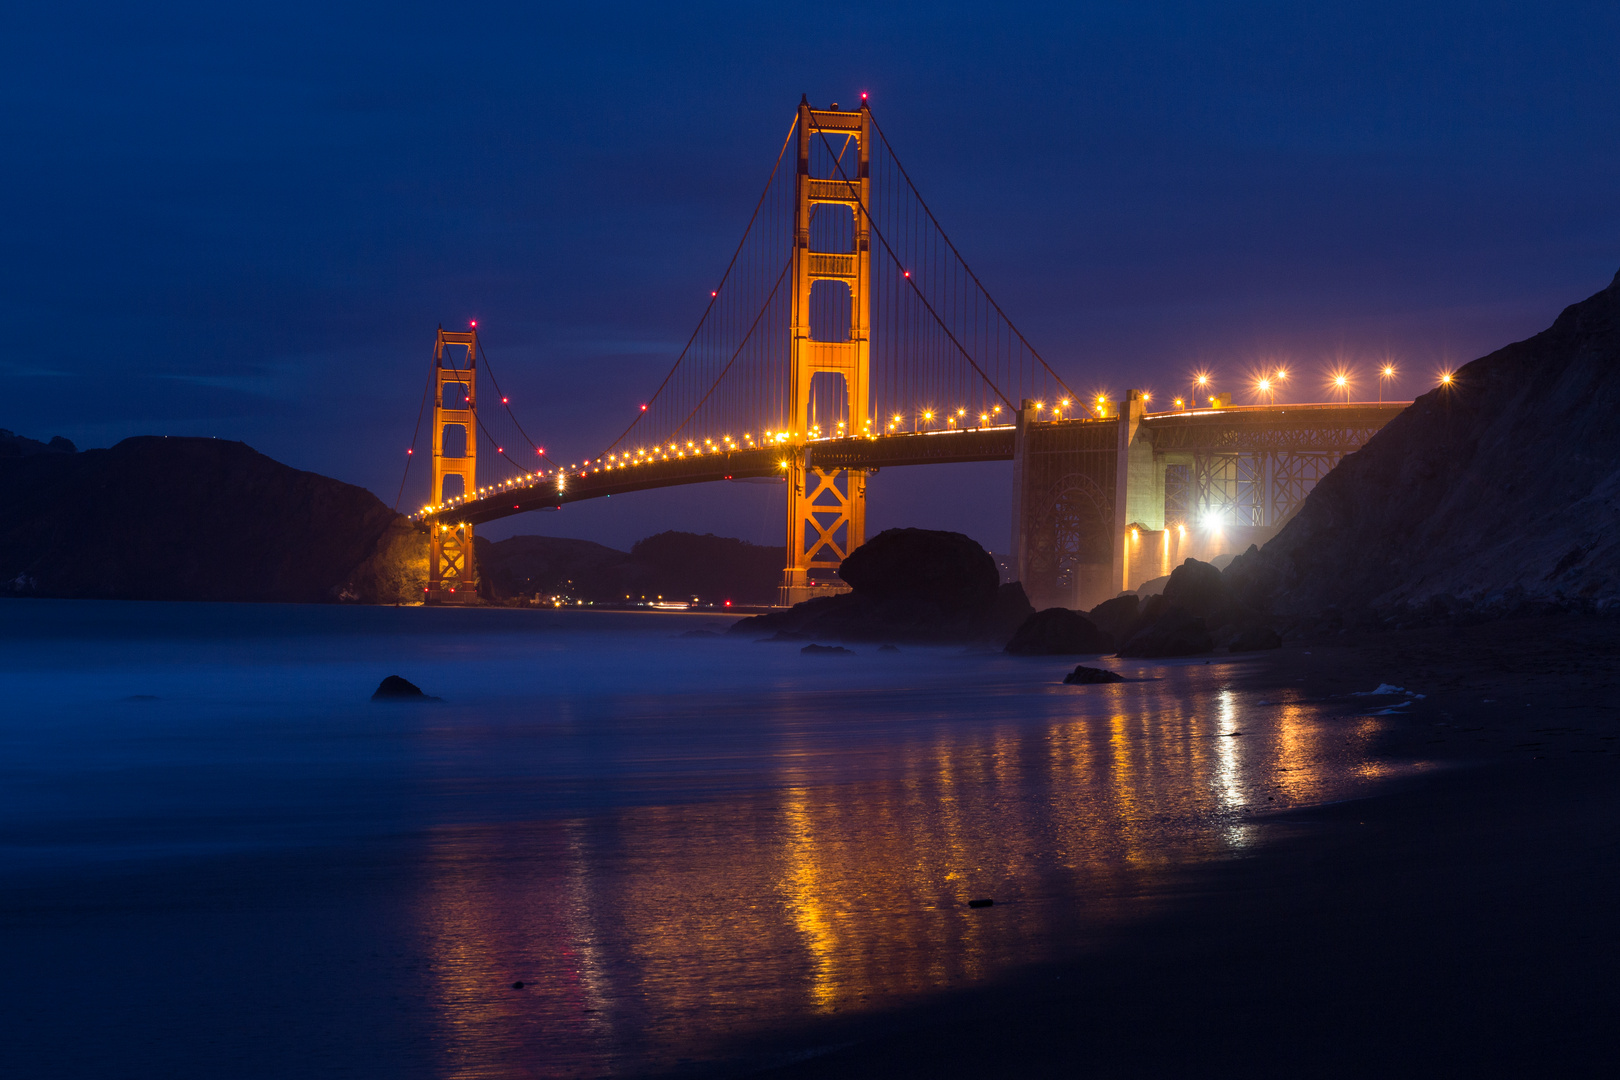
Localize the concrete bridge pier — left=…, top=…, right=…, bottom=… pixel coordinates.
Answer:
left=1011, top=392, right=1400, bottom=612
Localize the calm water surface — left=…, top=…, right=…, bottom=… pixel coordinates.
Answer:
left=0, top=601, right=1408, bottom=1078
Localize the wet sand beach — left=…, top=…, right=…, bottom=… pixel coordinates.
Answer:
left=750, top=616, right=1620, bottom=1079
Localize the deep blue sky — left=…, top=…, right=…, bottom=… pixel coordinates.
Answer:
left=7, top=1, right=1619, bottom=553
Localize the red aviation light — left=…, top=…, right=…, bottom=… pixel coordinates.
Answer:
left=470, top=320, right=477, bottom=327
left=641, top=404, right=649, bottom=411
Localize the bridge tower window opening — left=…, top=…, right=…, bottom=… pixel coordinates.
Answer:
left=440, top=381, right=470, bottom=410
left=440, top=423, right=468, bottom=459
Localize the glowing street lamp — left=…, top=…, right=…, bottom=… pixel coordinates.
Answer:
left=1379, top=363, right=1396, bottom=403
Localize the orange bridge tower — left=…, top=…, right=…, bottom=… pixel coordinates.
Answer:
left=781, top=97, right=872, bottom=605
left=428, top=327, right=479, bottom=602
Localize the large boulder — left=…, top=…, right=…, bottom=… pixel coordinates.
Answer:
left=1005, top=608, right=1114, bottom=655
left=1087, top=594, right=1141, bottom=640
left=1160, top=558, right=1241, bottom=624
left=838, top=527, right=999, bottom=609
left=1118, top=606, right=1214, bottom=658
left=984, top=582, right=1037, bottom=644
left=729, top=528, right=1006, bottom=643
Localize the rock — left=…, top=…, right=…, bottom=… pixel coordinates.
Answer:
left=878, top=644, right=900, bottom=652
left=730, top=528, right=1004, bottom=643
left=983, top=581, right=1037, bottom=643
left=801, top=643, right=854, bottom=655
left=1118, top=607, right=1215, bottom=658
left=1161, top=558, right=1239, bottom=623
left=1229, top=625, right=1283, bottom=652
left=1005, top=608, right=1114, bottom=655
left=1135, top=574, right=1170, bottom=597
left=1063, top=665, right=1125, bottom=684
left=511, top=981, right=525, bottom=990
left=372, top=675, right=431, bottom=700
left=838, top=527, right=998, bottom=609
left=968, top=898, right=995, bottom=908
left=1087, top=594, right=1141, bottom=640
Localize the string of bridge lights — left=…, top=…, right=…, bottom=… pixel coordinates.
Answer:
left=412, top=362, right=1458, bottom=519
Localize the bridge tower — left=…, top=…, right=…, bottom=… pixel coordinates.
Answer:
left=781, top=97, right=872, bottom=605
left=428, top=328, right=479, bottom=603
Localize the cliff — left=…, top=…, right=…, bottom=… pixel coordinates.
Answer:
left=0, top=436, right=425, bottom=603
left=1226, top=269, right=1620, bottom=623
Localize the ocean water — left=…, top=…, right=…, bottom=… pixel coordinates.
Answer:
left=0, top=600, right=1407, bottom=1078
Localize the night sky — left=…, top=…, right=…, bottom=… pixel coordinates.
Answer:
left=8, top=2, right=1619, bottom=553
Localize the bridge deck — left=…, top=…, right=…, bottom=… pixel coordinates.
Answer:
left=423, top=401, right=1410, bottom=527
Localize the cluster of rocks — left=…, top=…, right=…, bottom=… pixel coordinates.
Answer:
left=731, top=527, right=1277, bottom=660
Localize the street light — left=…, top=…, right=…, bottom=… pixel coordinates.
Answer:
left=1379, top=363, right=1396, bottom=403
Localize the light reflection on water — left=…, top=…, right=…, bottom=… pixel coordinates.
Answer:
left=0, top=603, right=1412, bottom=1079
left=407, top=661, right=1404, bottom=1077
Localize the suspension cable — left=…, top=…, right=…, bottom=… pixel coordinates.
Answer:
left=812, top=124, right=1015, bottom=412
left=604, top=111, right=800, bottom=455
left=393, top=335, right=439, bottom=511
left=868, top=109, right=1075, bottom=401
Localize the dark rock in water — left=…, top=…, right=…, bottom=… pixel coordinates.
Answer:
left=1225, top=269, right=1620, bottom=622
left=1229, top=625, right=1283, bottom=652
left=968, top=898, right=995, bottom=909
left=801, top=643, right=854, bottom=655
left=373, top=675, right=431, bottom=700
left=511, top=981, right=526, bottom=990
left=1005, top=608, right=1114, bottom=655
left=730, top=528, right=1004, bottom=643
left=1118, top=606, right=1215, bottom=658
left=1087, top=594, right=1141, bottom=640
left=878, top=644, right=900, bottom=653
left=1063, top=665, right=1125, bottom=684
left=984, top=581, right=1037, bottom=644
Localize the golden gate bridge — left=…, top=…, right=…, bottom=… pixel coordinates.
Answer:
left=401, top=96, right=1407, bottom=608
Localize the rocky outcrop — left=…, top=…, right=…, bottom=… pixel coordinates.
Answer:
left=1063, top=665, right=1125, bottom=685
left=1005, top=608, right=1114, bottom=655
left=1226, top=268, right=1620, bottom=624
left=1116, top=558, right=1278, bottom=656
left=1118, top=606, right=1215, bottom=658
left=0, top=429, right=76, bottom=458
left=730, top=528, right=1008, bottom=643
left=1086, top=594, right=1141, bottom=641
left=0, top=436, right=425, bottom=603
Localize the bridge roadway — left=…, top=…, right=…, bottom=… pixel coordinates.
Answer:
left=424, top=400, right=1408, bottom=527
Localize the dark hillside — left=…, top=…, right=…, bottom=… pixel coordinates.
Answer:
left=0, top=436, right=423, bottom=603
left=1227, top=269, right=1620, bottom=621
left=477, top=530, right=784, bottom=605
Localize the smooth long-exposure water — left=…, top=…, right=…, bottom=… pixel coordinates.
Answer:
left=0, top=601, right=1407, bottom=1078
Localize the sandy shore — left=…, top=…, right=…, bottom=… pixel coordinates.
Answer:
left=715, top=616, right=1620, bottom=1078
